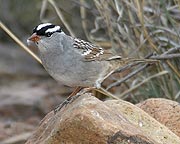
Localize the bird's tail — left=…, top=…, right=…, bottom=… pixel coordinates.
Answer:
left=108, top=57, right=158, bottom=74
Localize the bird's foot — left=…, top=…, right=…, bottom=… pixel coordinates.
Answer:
left=53, top=87, right=93, bottom=114
left=53, top=93, right=81, bottom=114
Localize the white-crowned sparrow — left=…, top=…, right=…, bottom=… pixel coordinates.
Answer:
left=27, top=23, right=127, bottom=88
left=27, top=23, right=156, bottom=112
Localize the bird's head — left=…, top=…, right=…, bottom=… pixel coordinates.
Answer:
left=27, top=23, right=64, bottom=44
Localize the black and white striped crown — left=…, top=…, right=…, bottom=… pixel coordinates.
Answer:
left=33, top=23, right=63, bottom=37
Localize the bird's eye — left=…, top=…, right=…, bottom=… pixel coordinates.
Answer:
left=46, top=32, right=52, bottom=37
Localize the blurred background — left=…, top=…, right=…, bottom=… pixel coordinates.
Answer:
left=0, top=0, right=180, bottom=143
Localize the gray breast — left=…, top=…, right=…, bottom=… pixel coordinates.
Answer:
left=37, top=33, right=108, bottom=87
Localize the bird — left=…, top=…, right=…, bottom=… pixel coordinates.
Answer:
left=27, top=23, right=155, bottom=112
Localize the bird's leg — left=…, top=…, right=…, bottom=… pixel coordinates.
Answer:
left=54, top=86, right=83, bottom=114
left=53, top=84, right=118, bottom=114
left=65, top=87, right=94, bottom=105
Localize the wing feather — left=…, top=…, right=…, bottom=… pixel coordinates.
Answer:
left=73, top=38, right=120, bottom=61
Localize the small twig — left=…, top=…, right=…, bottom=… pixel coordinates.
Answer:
left=96, top=87, right=120, bottom=100
left=40, top=0, right=48, bottom=22
left=48, top=0, right=76, bottom=37
left=114, top=62, right=139, bottom=73
left=106, top=63, right=151, bottom=90
left=0, top=21, right=42, bottom=64
left=162, top=46, right=180, bottom=55
left=79, top=0, right=91, bottom=41
left=114, top=53, right=154, bottom=73
left=175, top=90, right=180, bottom=100
left=109, top=53, right=155, bottom=90
left=118, top=71, right=169, bottom=99
left=107, top=50, right=179, bottom=90
left=151, top=53, right=180, bottom=60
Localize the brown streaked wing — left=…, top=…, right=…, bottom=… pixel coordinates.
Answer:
left=73, top=38, right=120, bottom=61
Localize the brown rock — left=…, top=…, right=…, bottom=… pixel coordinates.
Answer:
left=26, top=93, right=180, bottom=144
left=137, top=98, right=180, bottom=137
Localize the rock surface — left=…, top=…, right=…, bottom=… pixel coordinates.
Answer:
left=26, top=93, right=180, bottom=144
left=137, top=98, right=180, bottom=137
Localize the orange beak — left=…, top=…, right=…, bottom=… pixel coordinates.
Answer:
left=28, top=33, right=41, bottom=42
